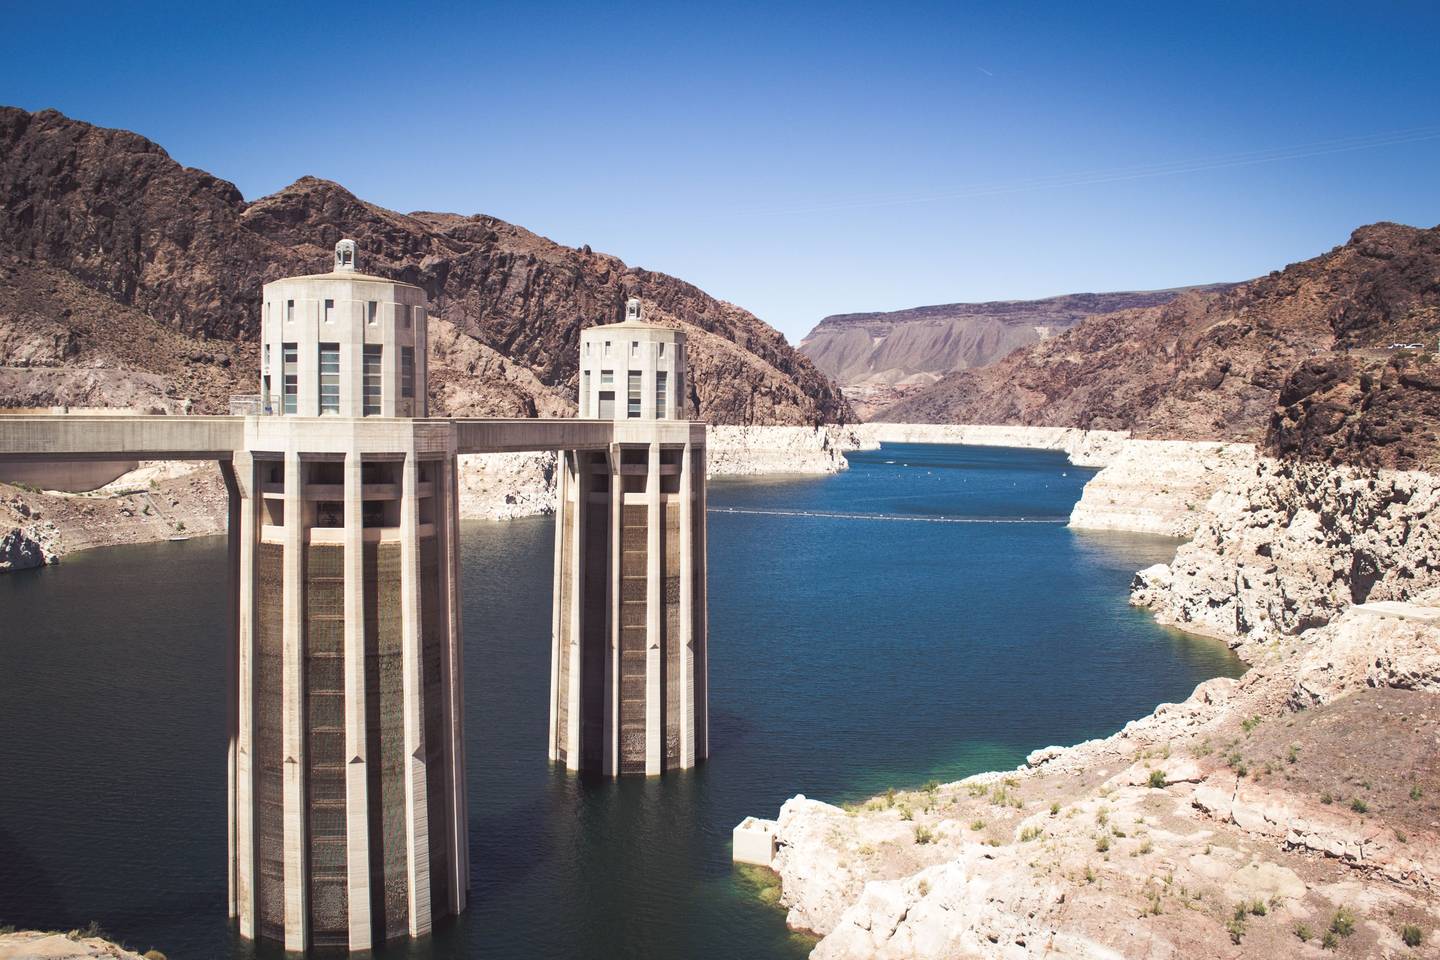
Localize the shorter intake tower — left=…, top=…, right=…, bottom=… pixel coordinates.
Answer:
left=549, top=298, right=709, bottom=775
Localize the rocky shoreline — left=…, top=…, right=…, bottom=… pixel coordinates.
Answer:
left=741, top=426, right=1440, bottom=959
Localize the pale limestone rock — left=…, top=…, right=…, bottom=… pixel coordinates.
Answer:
left=1069, top=440, right=1258, bottom=538
left=704, top=424, right=869, bottom=476
left=0, top=932, right=151, bottom=960
left=455, top=451, right=558, bottom=521
left=1132, top=459, right=1440, bottom=645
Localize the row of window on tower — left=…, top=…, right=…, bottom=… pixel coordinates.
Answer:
left=265, top=298, right=416, bottom=328
left=261, top=342, right=415, bottom=415
left=582, top=369, right=677, bottom=418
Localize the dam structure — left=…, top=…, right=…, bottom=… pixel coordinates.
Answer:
left=0, top=241, right=710, bottom=954
left=551, top=299, right=709, bottom=775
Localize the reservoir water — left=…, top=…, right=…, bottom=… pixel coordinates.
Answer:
left=0, top=443, right=1243, bottom=959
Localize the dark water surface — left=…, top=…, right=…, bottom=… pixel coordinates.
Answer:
left=0, top=444, right=1243, bottom=959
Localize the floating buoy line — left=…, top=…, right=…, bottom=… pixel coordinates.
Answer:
left=706, top=507, right=1066, bottom=524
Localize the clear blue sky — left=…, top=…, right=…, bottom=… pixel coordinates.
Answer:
left=5, top=1, right=1439, bottom=342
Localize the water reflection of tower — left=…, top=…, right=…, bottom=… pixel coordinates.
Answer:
left=549, top=297, right=709, bottom=775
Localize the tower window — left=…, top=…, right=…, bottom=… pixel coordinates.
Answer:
left=631, top=341, right=639, bottom=357
left=658, top=342, right=665, bottom=356
left=627, top=370, right=642, bottom=418
left=282, top=342, right=298, bottom=414
left=598, top=390, right=615, bottom=419
left=655, top=371, right=667, bottom=419
left=367, top=301, right=378, bottom=325
left=363, top=345, right=382, bottom=416
left=600, top=369, right=613, bottom=386
left=286, top=300, right=294, bottom=323
left=398, top=304, right=411, bottom=329
left=323, top=299, right=335, bottom=323
left=401, top=346, right=415, bottom=399
left=318, top=343, right=340, bottom=414
left=604, top=340, right=611, bottom=357
left=582, top=370, right=590, bottom=415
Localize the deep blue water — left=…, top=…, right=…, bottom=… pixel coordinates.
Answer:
left=0, top=443, right=1242, bottom=959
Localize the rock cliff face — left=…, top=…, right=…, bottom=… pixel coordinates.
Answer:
left=877, top=224, right=1440, bottom=465
left=1132, top=457, right=1440, bottom=647
left=0, top=525, right=48, bottom=570
left=800, top=289, right=1217, bottom=417
left=1068, top=439, right=1258, bottom=538
left=0, top=106, right=850, bottom=425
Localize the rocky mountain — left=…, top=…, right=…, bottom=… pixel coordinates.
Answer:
left=877, top=222, right=1440, bottom=467
left=798, top=288, right=1224, bottom=417
left=0, top=106, right=851, bottom=424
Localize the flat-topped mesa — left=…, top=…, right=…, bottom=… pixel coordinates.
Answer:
left=550, top=297, right=710, bottom=775
left=259, top=239, right=429, bottom=417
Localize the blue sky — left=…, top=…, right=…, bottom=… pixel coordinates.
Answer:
left=4, top=1, right=1439, bottom=342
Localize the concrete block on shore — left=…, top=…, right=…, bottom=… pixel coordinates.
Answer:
left=732, top=816, right=778, bottom=866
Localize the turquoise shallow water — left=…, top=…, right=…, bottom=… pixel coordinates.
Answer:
left=0, top=443, right=1242, bottom=959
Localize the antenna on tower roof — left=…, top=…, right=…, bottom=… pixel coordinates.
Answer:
left=335, top=239, right=357, bottom=273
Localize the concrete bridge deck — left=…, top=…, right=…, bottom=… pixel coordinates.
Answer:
left=0, top=415, right=705, bottom=462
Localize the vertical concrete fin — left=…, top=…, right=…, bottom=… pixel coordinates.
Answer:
left=678, top=442, right=694, bottom=769
left=342, top=449, right=373, bottom=951
left=399, top=452, right=432, bottom=936
left=645, top=442, right=662, bottom=776
left=281, top=450, right=308, bottom=952
left=233, top=452, right=258, bottom=938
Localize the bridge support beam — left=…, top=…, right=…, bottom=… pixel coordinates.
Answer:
left=549, top=438, right=708, bottom=776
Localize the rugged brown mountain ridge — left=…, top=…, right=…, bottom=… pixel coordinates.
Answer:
left=0, top=105, right=850, bottom=424
left=878, top=222, right=1440, bottom=468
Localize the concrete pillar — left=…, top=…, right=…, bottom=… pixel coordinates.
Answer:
left=678, top=443, right=694, bottom=769
left=548, top=455, right=566, bottom=764
left=606, top=446, right=621, bottom=776
left=697, top=444, right=709, bottom=760
left=281, top=449, right=308, bottom=952
left=398, top=452, right=432, bottom=937
left=342, top=450, right=372, bottom=951
left=604, top=446, right=622, bottom=777
left=232, top=452, right=257, bottom=938
left=442, top=454, right=468, bottom=913
left=644, top=442, right=662, bottom=776
left=565, top=454, right=585, bottom=771
left=222, top=459, right=240, bottom=921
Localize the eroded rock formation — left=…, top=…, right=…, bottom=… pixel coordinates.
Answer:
left=0, top=106, right=850, bottom=425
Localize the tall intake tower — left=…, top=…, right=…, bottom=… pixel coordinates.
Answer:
left=550, top=298, right=710, bottom=775
left=229, top=240, right=466, bottom=951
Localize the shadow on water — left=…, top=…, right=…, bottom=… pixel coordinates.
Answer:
left=0, top=443, right=1242, bottom=959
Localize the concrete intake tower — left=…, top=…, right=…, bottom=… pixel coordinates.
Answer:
left=233, top=241, right=464, bottom=950
left=0, top=241, right=711, bottom=954
left=550, top=299, right=710, bottom=775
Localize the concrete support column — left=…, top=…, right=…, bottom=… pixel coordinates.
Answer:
left=697, top=444, right=709, bottom=761
left=399, top=452, right=432, bottom=937
left=606, top=446, right=621, bottom=776
left=547, top=454, right=566, bottom=764
left=437, top=454, right=467, bottom=914
left=281, top=450, right=308, bottom=952
left=222, top=458, right=240, bottom=920
left=644, top=442, right=662, bottom=776
left=565, top=454, right=585, bottom=771
left=678, top=443, right=694, bottom=769
left=342, top=450, right=372, bottom=951
left=233, top=452, right=258, bottom=937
